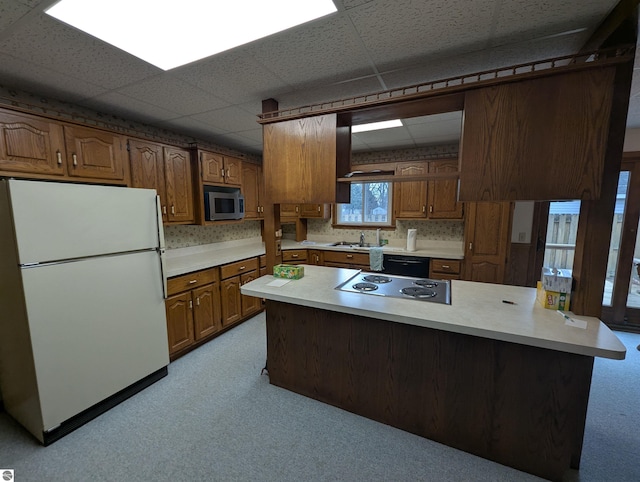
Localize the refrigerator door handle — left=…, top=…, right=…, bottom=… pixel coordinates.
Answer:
left=155, top=195, right=168, bottom=299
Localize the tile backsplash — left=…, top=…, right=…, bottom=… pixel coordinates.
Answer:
left=164, top=221, right=262, bottom=249
left=284, top=218, right=464, bottom=244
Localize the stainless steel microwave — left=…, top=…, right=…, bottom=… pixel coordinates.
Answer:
left=205, top=188, right=245, bottom=221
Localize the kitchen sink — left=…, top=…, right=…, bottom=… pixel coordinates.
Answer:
left=329, top=241, right=376, bottom=248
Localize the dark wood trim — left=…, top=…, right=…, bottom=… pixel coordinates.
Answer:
left=572, top=58, right=635, bottom=316
left=266, top=300, right=595, bottom=482
left=578, top=0, right=639, bottom=54
left=529, top=201, right=550, bottom=287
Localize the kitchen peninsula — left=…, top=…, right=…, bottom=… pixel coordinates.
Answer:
left=241, top=265, right=626, bottom=482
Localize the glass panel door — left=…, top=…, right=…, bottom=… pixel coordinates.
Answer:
left=601, top=158, right=640, bottom=330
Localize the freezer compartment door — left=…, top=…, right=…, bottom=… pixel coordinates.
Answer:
left=21, top=250, right=169, bottom=431
left=8, top=179, right=162, bottom=264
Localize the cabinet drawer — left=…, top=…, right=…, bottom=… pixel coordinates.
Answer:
left=431, top=259, right=461, bottom=274
left=282, top=249, right=307, bottom=262
left=167, top=268, right=218, bottom=296
left=259, top=255, right=266, bottom=268
left=323, top=251, right=369, bottom=266
left=220, top=257, right=259, bottom=279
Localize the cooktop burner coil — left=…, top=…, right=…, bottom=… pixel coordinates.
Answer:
left=353, top=282, right=379, bottom=291
left=362, top=275, right=392, bottom=284
left=400, top=287, right=437, bottom=298
left=413, top=279, right=438, bottom=288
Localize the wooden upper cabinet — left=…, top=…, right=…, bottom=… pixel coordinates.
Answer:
left=463, top=202, right=512, bottom=284
left=63, top=125, right=126, bottom=181
left=460, top=67, right=616, bottom=201
left=129, top=139, right=167, bottom=220
left=428, top=160, right=463, bottom=219
left=263, top=113, right=350, bottom=204
left=200, top=150, right=242, bottom=186
left=0, top=110, right=66, bottom=176
left=394, top=162, right=428, bottom=218
left=164, top=146, right=194, bottom=224
left=242, top=161, right=262, bottom=219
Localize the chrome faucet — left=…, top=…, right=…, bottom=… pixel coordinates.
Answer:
left=360, top=231, right=365, bottom=247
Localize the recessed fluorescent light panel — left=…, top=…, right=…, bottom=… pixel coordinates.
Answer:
left=45, top=0, right=337, bottom=70
left=352, top=120, right=403, bottom=133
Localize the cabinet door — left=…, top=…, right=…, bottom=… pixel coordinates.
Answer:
left=242, top=162, right=260, bottom=219
left=224, top=156, right=242, bottom=186
left=280, top=203, right=299, bottom=219
left=200, top=151, right=225, bottom=184
left=63, top=125, right=125, bottom=180
left=164, top=146, right=194, bottom=224
left=165, top=292, right=195, bottom=355
left=193, top=283, right=221, bottom=340
left=0, top=110, right=66, bottom=176
left=300, top=203, right=330, bottom=218
left=220, top=276, right=242, bottom=326
left=308, top=250, right=323, bottom=265
left=428, top=160, right=463, bottom=219
left=240, top=271, right=261, bottom=317
left=394, top=162, right=427, bottom=218
left=129, top=139, right=167, bottom=221
left=463, top=202, right=512, bottom=284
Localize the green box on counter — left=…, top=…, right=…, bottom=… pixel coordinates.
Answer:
left=273, top=264, right=304, bottom=279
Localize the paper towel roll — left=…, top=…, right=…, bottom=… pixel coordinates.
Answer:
left=407, top=229, right=417, bottom=252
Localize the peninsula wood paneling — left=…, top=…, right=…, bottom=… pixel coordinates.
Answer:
left=459, top=67, right=616, bottom=201
left=266, top=300, right=594, bottom=482
left=263, top=113, right=349, bottom=204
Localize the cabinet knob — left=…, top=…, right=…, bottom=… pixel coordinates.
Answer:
left=56, top=150, right=62, bottom=165
left=72, top=153, right=78, bottom=166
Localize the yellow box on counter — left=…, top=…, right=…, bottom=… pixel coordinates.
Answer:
left=536, top=281, right=571, bottom=311
left=273, top=264, right=304, bottom=279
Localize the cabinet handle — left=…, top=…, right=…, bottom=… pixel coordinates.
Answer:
left=292, top=254, right=299, bottom=258
left=221, top=168, right=225, bottom=177
left=346, top=254, right=353, bottom=259
left=162, top=205, right=167, bottom=215
left=429, top=205, right=433, bottom=213
left=72, top=153, right=77, bottom=166
left=189, top=300, right=193, bottom=309
left=469, top=242, right=473, bottom=252
left=442, top=265, right=450, bottom=269
left=239, top=266, right=246, bottom=270
left=296, top=206, right=299, bottom=212
left=422, top=206, right=426, bottom=213
left=317, top=206, right=321, bottom=212
left=189, top=279, right=198, bottom=284
left=196, top=297, right=200, bottom=306
left=171, top=205, right=175, bottom=215
left=56, top=150, right=62, bottom=165
left=227, top=169, right=231, bottom=178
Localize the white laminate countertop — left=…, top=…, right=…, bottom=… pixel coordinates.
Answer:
left=240, top=264, right=626, bottom=360
left=165, top=238, right=464, bottom=277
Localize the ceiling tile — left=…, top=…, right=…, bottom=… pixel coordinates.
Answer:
left=348, top=0, right=496, bottom=67
left=79, top=92, right=180, bottom=123
left=192, top=106, right=262, bottom=134
left=248, top=14, right=374, bottom=87
left=0, top=13, right=160, bottom=90
left=0, top=1, right=30, bottom=31
left=0, top=52, right=107, bottom=102
left=173, top=51, right=291, bottom=105
left=114, top=74, right=230, bottom=116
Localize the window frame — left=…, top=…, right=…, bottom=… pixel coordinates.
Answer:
left=332, top=180, right=395, bottom=228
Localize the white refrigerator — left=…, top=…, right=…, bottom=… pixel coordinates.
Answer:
left=0, top=179, right=170, bottom=445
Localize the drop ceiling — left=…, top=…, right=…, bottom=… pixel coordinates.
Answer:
left=0, top=0, right=636, bottom=156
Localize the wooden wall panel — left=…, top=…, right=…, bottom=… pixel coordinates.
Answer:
left=266, top=300, right=594, bottom=482
left=459, top=67, right=616, bottom=201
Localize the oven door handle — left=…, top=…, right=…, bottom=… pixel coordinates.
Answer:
left=386, top=258, right=423, bottom=265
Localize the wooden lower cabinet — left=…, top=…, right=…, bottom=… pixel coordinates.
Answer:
left=322, top=250, right=369, bottom=269
left=220, top=257, right=261, bottom=327
left=165, top=268, right=221, bottom=357
left=282, top=249, right=307, bottom=264
left=430, top=258, right=462, bottom=280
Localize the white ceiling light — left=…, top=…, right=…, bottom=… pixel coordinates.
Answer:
left=45, top=0, right=337, bottom=71
left=352, top=120, right=403, bottom=133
